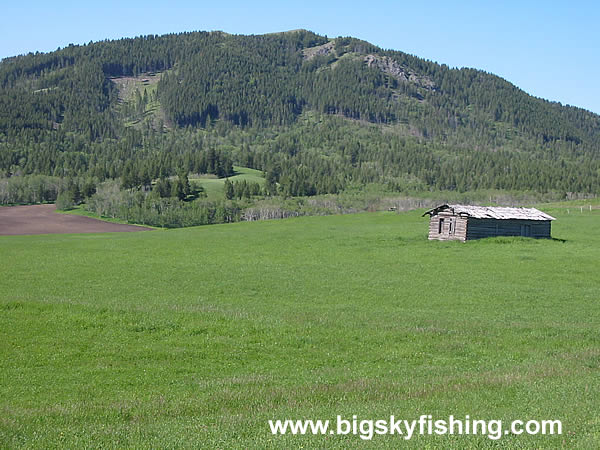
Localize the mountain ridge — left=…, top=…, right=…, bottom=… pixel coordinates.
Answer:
left=0, top=29, right=598, bottom=198
left=0, top=29, right=595, bottom=113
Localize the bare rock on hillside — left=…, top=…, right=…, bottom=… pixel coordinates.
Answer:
left=303, top=41, right=335, bottom=60
left=364, top=54, right=436, bottom=90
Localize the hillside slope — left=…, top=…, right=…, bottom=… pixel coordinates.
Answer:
left=0, top=29, right=599, bottom=195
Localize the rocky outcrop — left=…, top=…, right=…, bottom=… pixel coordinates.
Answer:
left=364, top=54, right=436, bottom=90
left=303, top=41, right=335, bottom=60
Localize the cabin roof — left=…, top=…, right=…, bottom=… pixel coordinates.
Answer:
left=423, top=204, right=556, bottom=221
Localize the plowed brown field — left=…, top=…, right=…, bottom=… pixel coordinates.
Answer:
left=0, top=204, right=152, bottom=235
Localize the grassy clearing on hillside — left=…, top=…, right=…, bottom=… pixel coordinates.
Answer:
left=110, top=72, right=168, bottom=130
left=190, top=166, right=265, bottom=199
left=1, top=208, right=599, bottom=448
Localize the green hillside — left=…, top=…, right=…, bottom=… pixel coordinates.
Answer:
left=0, top=29, right=599, bottom=205
left=1, top=208, right=599, bottom=447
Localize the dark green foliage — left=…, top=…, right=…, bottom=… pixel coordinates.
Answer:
left=154, top=177, right=171, bottom=198
left=264, top=171, right=278, bottom=196
left=0, top=174, right=98, bottom=205
left=171, top=172, right=191, bottom=200
left=55, top=191, right=75, bottom=210
left=226, top=179, right=262, bottom=199
left=171, top=177, right=185, bottom=200
left=86, top=181, right=242, bottom=227
left=224, top=178, right=234, bottom=200
left=0, top=29, right=598, bottom=204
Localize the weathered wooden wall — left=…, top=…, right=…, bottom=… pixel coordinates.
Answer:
left=428, top=213, right=467, bottom=241
left=465, top=218, right=551, bottom=240
left=428, top=215, right=552, bottom=241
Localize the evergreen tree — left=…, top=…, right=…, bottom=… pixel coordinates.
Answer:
left=224, top=179, right=234, bottom=200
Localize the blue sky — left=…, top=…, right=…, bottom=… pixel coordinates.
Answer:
left=2, top=1, right=599, bottom=114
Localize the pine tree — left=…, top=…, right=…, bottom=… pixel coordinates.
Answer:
left=224, top=179, right=234, bottom=200
left=171, top=178, right=185, bottom=200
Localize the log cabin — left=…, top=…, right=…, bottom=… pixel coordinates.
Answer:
left=423, top=204, right=556, bottom=241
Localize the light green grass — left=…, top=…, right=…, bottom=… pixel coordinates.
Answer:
left=1, top=209, right=599, bottom=448
left=190, top=166, right=265, bottom=199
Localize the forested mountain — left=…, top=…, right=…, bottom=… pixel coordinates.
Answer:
left=1, top=29, right=599, bottom=202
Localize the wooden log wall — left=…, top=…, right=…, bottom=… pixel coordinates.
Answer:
left=465, top=219, right=551, bottom=240
left=428, top=215, right=552, bottom=241
left=428, top=213, right=468, bottom=241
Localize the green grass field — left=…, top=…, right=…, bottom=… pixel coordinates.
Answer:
left=190, top=166, right=265, bottom=199
left=1, top=208, right=599, bottom=448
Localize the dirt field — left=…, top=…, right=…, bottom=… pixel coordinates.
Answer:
left=0, top=204, right=153, bottom=236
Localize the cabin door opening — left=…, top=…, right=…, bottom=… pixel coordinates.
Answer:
left=520, top=224, right=531, bottom=237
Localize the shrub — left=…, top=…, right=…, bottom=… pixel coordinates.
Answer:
left=55, top=191, right=75, bottom=211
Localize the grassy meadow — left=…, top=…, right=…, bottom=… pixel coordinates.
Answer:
left=190, top=166, right=265, bottom=199
left=1, top=207, right=599, bottom=448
